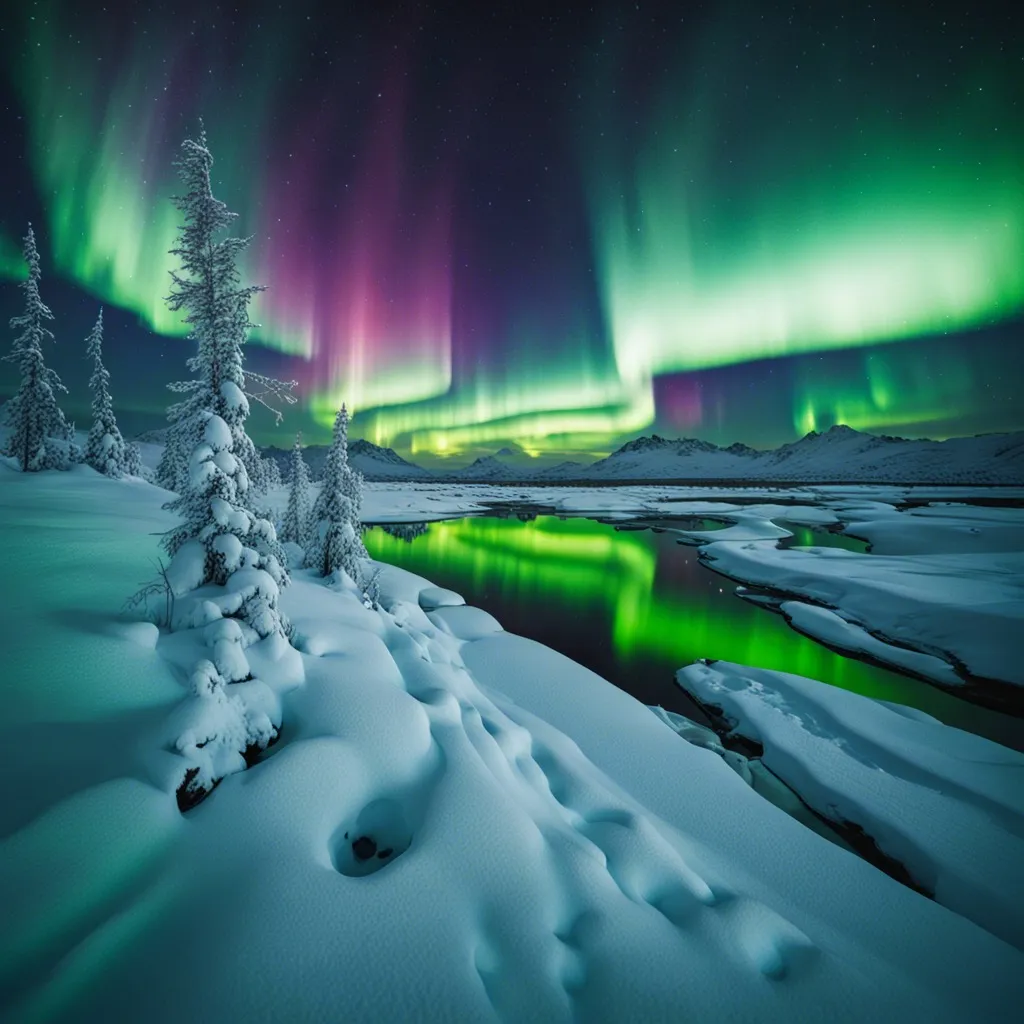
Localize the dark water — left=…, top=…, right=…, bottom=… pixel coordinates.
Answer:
left=365, top=515, right=1023, bottom=751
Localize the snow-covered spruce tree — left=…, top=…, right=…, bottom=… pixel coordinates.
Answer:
left=84, top=309, right=142, bottom=477
left=163, top=412, right=289, bottom=811
left=262, top=453, right=282, bottom=489
left=158, top=127, right=290, bottom=639
left=154, top=128, right=295, bottom=496
left=1, top=225, right=79, bottom=471
left=280, top=432, right=311, bottom=547
left=164, top=411, right=288, bottom=639
left=305, top=404, right=367, bottom=579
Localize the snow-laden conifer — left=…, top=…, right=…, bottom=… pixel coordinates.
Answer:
left=157, top=127, right=290, bottom=639
left=2, top=225, right=79, bottom=471
left=280, top=432, right=311, bottom=547
left=305, top=404, right=367, bottom=579
left=164, top=411, right=288, bottom=639
left=154, top=127, right=295, bottom=496
left=263, top=454, right=282, bottom=489
left=84, top=309, right=141, bottom=477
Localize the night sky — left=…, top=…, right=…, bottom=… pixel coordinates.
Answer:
left=1, top=0, right=1022, bottom=465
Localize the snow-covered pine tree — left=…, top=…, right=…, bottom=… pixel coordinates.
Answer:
left=164, top=411, right=288, bottom=638
left=2, top=225, right=79, bottom=471
left=263, top=454, right=282, bottom=489
left=280, top=432, right=311, bottom=547
left=305, top=404, right=368, bottom=579
left=84, top=309, right=142, bottom=477
left=158, top=127, right=290, bottom=638
left=154, top=127, right=295, bottom=496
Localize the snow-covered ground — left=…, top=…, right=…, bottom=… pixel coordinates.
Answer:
left=697, top=521, right=1024, bottom=699
left=356, top=481, right=1024, bottom=523
left=676, top=660, right=1024, bottom=950
left=4, top=463, right=1024, bottom=1020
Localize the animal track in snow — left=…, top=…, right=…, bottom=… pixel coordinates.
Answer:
left=455, top=691, right=820, bottom=984
left=329, top=739, right=446, bottom=878
left=711, top=893, right=818, bottom=980
left=374, top=613, right=820, bottom=988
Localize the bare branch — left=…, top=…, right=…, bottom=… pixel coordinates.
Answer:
left=243, top=370, right=298, bottom=425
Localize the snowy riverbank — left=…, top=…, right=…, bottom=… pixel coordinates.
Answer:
left=350, top=482, right=1024, bottom=713
left=676, top=660, right=1024, bottom=950
left=2, top=464, right=1023, bottom=1021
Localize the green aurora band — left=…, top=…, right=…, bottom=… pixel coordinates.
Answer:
left=9, top=4, right=287, bottom=342
left=585, top=6, right=1024, bottom=424
left=4, top=2, right=1023, bottom=452
left=0, top=231, right=29, bottom=281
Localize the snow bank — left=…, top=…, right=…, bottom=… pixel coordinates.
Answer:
left=677, top=660, right=1024, bottom=950
left=701, top=540, right=1024, bottom=696
left=777, top=600, right=965, bottom=689
left=4, top=463, right=1024, bottom=1022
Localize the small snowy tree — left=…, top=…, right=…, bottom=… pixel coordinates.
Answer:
left=154, top=126, right=296, bottom=496
left=84, top=309, right=141, bottom=477
left=280, top=432, right=311, bottom=547
left=2, top=225, right=79, bottom=471
left=305, top=404, right=367, bottom=579
left=263, top=454, right=282, bottom=489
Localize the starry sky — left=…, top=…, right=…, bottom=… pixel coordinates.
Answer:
left=0, top=0, right=1022, bottom=465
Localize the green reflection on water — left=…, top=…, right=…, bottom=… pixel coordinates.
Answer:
left=365, top=515, right=1019, bottom=744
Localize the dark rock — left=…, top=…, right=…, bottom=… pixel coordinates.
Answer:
left=242, top=726, right=280, bottom=767
left=176, top=767, right=220, bottom=813
left=352, top=835, right=377, bottom=860
left=378, top=848, right=393, bottom=859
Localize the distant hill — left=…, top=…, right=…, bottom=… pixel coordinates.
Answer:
left=580, top=425, right=1024, bottom=485
left=435, top=455, right=523, bottom=482
left=261, top=438, right=433, bottom=481
left=139, top=424, right=1023, bottom=485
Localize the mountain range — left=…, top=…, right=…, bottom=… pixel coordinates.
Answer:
left=259, top=425, right=1024, bottom=485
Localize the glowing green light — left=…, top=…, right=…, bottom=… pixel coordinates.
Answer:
left=791, top=345, right=997, bottom=437
left=364, top=516, right=929, bottom=703
left=593, top=155, right=1024, bottom=382
left=0, top=231, right=29, bottom=281
left=358, top=370, right=653, bottom=456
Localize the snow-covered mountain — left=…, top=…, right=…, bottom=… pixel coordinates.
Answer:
left=579, top=426, right=1024, bottom=484
left=440, top=454, right=524, bottom=482
left=534, top=459, right=586, bottom=480
left=151, top=424, right=1024, bottom=485
left=348, top=439, right=435, bottom=480
left=262, top=439, right=433, bottom=481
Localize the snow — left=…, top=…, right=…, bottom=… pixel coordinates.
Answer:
left=2, top=462, right=1023, bottom=1021
left=211, top=530, right=244, bottom=572
left=778, top=600, right=965, bottom=688
left=428, top=604, right=503, bottom=640
left=219, top=380, right=249, bottom=415
left=702, top=540, right=1024, bottom=691
left=109, top=620, right=160, bottom=650
left=355, top=481, right=1024, bottom=525
left=202, top=413, right=233, bottom=452
left=580, top=426, right=1024, bottom=484
left=676, top=660, right=1024, bottom=950
left=418, top=584, right=467, bottom=610
left=840, top=502, right=1024, bottom=555
left=166, top=538, right=207, bottom=596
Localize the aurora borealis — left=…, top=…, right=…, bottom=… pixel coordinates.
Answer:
left=1, top=0, right=1022, bottom=460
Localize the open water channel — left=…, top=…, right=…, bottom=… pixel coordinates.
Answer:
left=364, top=514, right=1024, bottom=751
